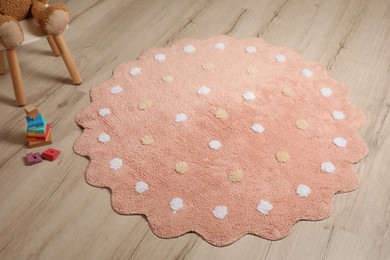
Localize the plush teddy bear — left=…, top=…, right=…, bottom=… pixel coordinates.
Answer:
left=0, top=0, right=70, bottom=49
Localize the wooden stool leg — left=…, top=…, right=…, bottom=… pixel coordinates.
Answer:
left=47, top=36, right=61, bottom=56
left=6, top=49, right=25, bottom=106
left=52, top=34, right=82, bottom=85
left=0, top=51, right=4, bottom=75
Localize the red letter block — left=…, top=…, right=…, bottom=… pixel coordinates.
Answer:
left=26, top=152, right=42, bottom=165
left=42, top=148, right=61, bottom=161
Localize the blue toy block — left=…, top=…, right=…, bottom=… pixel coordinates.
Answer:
left=26, top=114, right=44, bottom=128
left=27, top=119, right=47, bottom=133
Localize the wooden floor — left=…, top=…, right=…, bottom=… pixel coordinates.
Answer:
left=1, top=0, right=389, bottom=259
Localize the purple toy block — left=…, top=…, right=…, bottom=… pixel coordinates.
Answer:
left=26, top=152, right=42, bottom=166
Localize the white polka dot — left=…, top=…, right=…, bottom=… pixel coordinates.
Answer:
left=197, top=86, right=210, bottom=95
left=256, top=200, right=273, bottom=215
left=98, top=133, right=111, bottom=143
left=296, top=184, right=311, bottom=197
left=129, top=67, right=141, bottom=76
left=135, top=181, right=148, bottom=193
left=332, top=111, right=345, bottom=120
left=303, top=68, right=313, bottom=77
left=154, top=53, right=166, bottom=61
left=214, top=43, right=225, bottom=50
left=175, top=113, right=188, bottom=122
left=321, top=162, right=335, bottom=173
left=246, top=46, right=257, bottom=54
left=320, top=87, right=333, bottom=97
left=110, top=85, right=123, bottom=94
left=251, top=123, right=265, bottom=133
left=183, top=45, right=195, bottom=53
left=208, top=140, right=222, bottom=150
left=275, top=54, right=286, bottom=63
left=333, top=137, right=347, bottom=147
left=243, top=91, right=256, bottom=101
left=109, top=158, right=123, bottom=170
left=212, top=205, right=228, bottom=219
left=98, top=108, right=111, bottom=117
left=169, top=197, right=184, bottom=212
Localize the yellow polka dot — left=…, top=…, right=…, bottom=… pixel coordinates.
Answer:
left=202, top=62, right=215, bottom=71
left=175, top=162, right=189, bottom=174
left=246, top=67, right=258, bottom=74
left=162, top=75, right=174, bottom=82
left=141, top=135, right=154, bottom=145
left=276, top=151, right=290, bottom=163
left=138, top=100, right=152, bottom=110
left=282, top=87, right=293, bottom=96
left=229, top=170, right=243, bottom=182
left=214, top=108, right=229, bottom=120
left=296, top=119, right=308, bottom=130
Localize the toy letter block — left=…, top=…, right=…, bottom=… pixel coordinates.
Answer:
left=26, top=152, right=42, bottom=165
left=42, top=148, right=60, bottom=161
left=24, top=104, right=39, bottom=120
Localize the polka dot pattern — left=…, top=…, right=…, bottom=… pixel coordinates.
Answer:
left=130, top=67, right=141, bottom=76
left=154, top=53, right=166, bottom=61
left=257, top=200, right=273, bottom=215
left=243, top=91, right=256, bottom=101
left=75, top=35, right=368, bottom=246
left=135, top=181, right=148, bottom=193
left=246, top=46, right=257, bottom=54
left=302, top=68, right=313, bottom=77
left=98, top=133, right=111, bottom=143
left=275, top=54, right=286, bottom=63
left=175, top=113, right=188, bottom=122
left=296, top=184, right=311, bottom=197
left=208, top=140, right=222, bottom=150
left=170, top=197, right=184, bottom=212
left=213, top=206, right=228, bottom=219
left=110, top=85, right=123, bottom=94
left=183, top=45, right=196, bottom=53
left=98, top=108, right=111, bottom=117
left=197, top=86, right=210, bottom=95
left=109, top=158, right=123, bottom=171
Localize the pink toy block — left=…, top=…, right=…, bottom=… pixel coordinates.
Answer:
left=26, top=152, right=42, bottom=165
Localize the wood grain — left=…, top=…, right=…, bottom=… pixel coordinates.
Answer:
left=0, top=0, right=389, bottom=259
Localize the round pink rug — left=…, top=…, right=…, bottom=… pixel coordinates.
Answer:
left=74, top=35, right=368, bottom=246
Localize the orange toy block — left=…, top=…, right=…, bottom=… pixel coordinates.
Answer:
left=24, top=104, right=39, bottom=120
left=27, top=132, right=52, bottom=148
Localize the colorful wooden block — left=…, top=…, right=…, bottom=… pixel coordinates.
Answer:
left=42, top=148, right=61, bottom=161
left=26, top=152, right=42, bottom=165
left=27, top=132, right=52, bottom=148
left=24, top=104, right=39, bottom=120
left=26, top=125, right=51, bottom=141
left=26, top=113, right=44, bottom=128
left=27, top=119, right=47, bottom=133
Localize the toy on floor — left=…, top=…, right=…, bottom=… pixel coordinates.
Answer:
left=41, top=148, right=60, bottom=161
left=25, top=148, right=60, bottom=166
left=26, top=152, right=42, bottom=165
left=24, top=104, right=52, bottom=148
